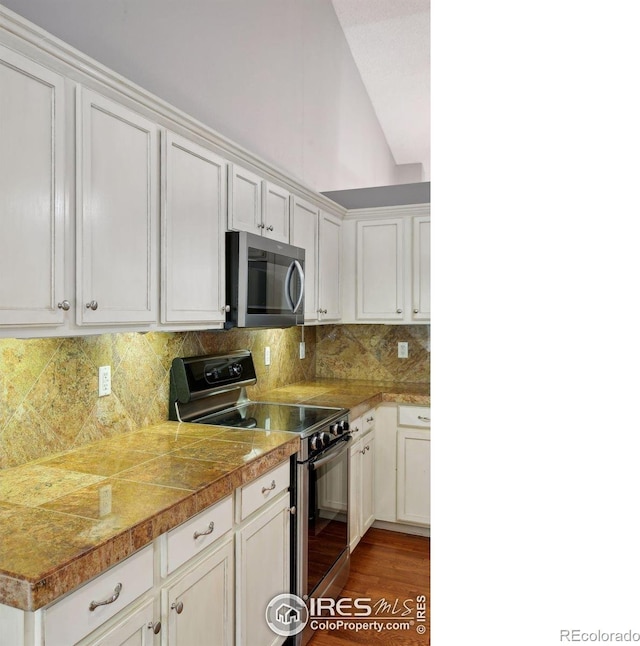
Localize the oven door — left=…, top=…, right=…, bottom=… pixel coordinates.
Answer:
left=301, top=436, right=351, bottom=598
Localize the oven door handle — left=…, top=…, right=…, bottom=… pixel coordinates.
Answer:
left=309, top=436, right=352, bottom=470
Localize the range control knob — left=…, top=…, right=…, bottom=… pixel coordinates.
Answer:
left=329, top=422, right=340, bottom=436
left=229, top=363, right=243, bottom=377
left=310, top=434, right=321, bottom=451
left=320, top=432, right=331, bottom=446
left=341, top=420, right=350, bottom=433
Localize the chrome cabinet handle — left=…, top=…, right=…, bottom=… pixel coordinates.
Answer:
left=86, top=300, right=98, bottom=310
left=148, top=621, right=162, bottom=635
left=360, top=445, right=370, bottom=454
left=257, top=223, right=265, bottom=229
left=89, top=583, right=122, bottom=611
left=262, top=480, right=276, bottom=494
left=193, top=521, right=215, bottom=540
left=57, top=300, right=70, bottom=311
left=171, top=601, right=184, bottom=614
left=352, top=426, right=360, bottom=433
left=266, top=225, right=274, bottom=231
left=417, top=415, right=430, bottom=421
left=366, top=416, right=374, bottom=423
left=317, top=308, right=327, bottom=315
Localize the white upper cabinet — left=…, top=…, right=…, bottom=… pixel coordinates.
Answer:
left=0, top=46, right=67, bottom=327
left=356, top=217, right=404, bottom=320
left=229, top=164, right=290, bottom=243
left=318, top=211, right=342, bottom=321
left=342, top=206, right=430, bottom=324
left=76, top=88, right=159, bottom=325
left=289, top=195, right=319, bottom=323
left=228, top=163, right=262, bottom=234
left=262, top=181, right=290, bottom=243
left=412, top=214, right=431, bottom=321
left=162, top=131, right=227, bottom=325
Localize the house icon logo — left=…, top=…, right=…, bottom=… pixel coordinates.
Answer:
left=266, top=593, right=309, bottom=636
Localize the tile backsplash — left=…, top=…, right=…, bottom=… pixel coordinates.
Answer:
left=0, top=324, right=428, bottom=469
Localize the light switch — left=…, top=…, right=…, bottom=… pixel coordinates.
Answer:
left=398, top=342, right=409, bottom=359
left=264, top=346, right=271, bottom=366
left=98, top=366, right=111, bottom=396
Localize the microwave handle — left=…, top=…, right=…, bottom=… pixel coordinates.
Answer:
left=285, top=260, right=305, bottom=314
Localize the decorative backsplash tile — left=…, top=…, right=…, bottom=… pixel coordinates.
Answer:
left=316, top=324, right=429, bottom=383
left=0, top=323, right=428, bottom=469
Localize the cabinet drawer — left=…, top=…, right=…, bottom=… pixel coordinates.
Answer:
left=44, top=544, right=153, bottom=646
left=238, top=461, right=290, bottom=521
left=165, top=495, right=233, bottom=575
left=362, top=409, right=376, bottom=433
left=398, top=405, right=430, bottom=428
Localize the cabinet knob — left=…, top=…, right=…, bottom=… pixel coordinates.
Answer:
left=396, top=309, right=403, bottom=314
left=148, top=621, right=162, bottom=635
left=86, top=300, right=98, bottom=311
left=171, top=601, right=184, bottom=614
left=57, top=300, right=70, bottom=311
left=222, top=305, right=231, bottom=313
left=288, top=505, right=297, bottom=515
left=413, top=308, right=419, bottom=314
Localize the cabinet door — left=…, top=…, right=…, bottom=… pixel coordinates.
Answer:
left=162, top=131, right=227, bottom=324
left=0, top=46, right=67, bottom=327
left=236, top=494, right=290, bottom=646
left=412, top=215, right=430, bottom=321
left=163, top=537, right=234, bottom=646
left=289, top=196, right=318, bottom=322
left=356, top=218, right=404, bottom=320
left=360, top=431, right=376, bottom=535
left=397, top=428, right=430, bottom=526
left=83, top=598, right=155, bottom=646
left=348, top=432, right=362, bottom=553
left=318, top=211, right=342, bottom=321
left=262, top=182, right=289, bottom=243
left=77, top=88, right=158, bottom=325
left=228, top=164, right=262, bottom=234
left=374, top=405, right=397, bottom=523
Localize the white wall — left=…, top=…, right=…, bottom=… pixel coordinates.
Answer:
left=1, top=0, right=415, bottom=192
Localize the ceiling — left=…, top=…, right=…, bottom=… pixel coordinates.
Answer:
left=331, top=0, right=430, bottom=180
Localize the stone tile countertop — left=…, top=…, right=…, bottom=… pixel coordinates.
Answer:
left=0, top=422, right=299, bottom=612
left=259, top=378, right=430, bottom=420
left=0, top=379, right=427, bottom=612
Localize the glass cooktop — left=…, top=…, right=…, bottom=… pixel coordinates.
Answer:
left=196, top=402, right=344, bottom=435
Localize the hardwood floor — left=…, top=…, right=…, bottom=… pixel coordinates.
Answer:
left=308, top=528, right=430, bottom=646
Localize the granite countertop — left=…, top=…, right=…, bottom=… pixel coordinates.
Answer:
left=0, top=422, right=299, bottom=611
left=258, top=378, right=429, bottom=420
left=0, top=379, right=428, bottom=612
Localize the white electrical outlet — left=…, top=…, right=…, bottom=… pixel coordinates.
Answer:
left=398, top=342, right=409, bottom=359
left=264, top=346, right=271, bottom=366
left=299, top=342, right=306, bottom=359
left=98, top=365, right=111, bottom=396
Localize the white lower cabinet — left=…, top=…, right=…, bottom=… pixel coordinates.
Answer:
left=162, top=538, right=234, bottom=646
left=235, top=483, right=291, bottom=646
left=80, top=597, right=156, bottom=646
left=397, top=428, right=430, bottom=526
left=374, top=404, right=430, bottom=529
left=349, top=411, right=376, bottom=552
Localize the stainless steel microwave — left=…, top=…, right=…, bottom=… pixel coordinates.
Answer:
left=225, top=231, right=305, bottom=328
